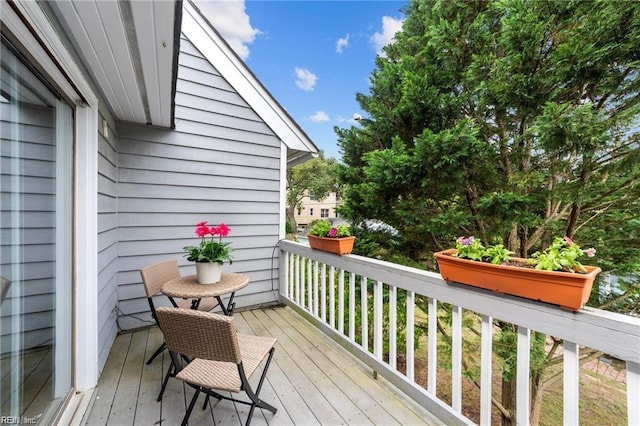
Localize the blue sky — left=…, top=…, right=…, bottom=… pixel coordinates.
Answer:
left=195, top=0, right=408, bottom=161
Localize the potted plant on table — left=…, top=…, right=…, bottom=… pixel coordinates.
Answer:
left=434, top=236, right=601, bottom=310
left=307, top=219, right=355, bottom=255
left=183, top=221, right=233, bottom=284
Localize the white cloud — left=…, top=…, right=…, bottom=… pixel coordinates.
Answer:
left=294, top=67, right=318, bottom=91
left=336, top=34, right=350, bottom=54
left=309, top=111, right=330, bottom=123
left=337, top=114, right=363, bottom=125
left=371, top=16, right=404, bottom=55
left=194, top=0, right=260, bottom=60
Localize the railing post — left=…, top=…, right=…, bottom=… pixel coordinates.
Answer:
left=516, top=326, right=530, bottom=426
left=480, top=314, right=493, bottom=425
left=321, top=263, right=326, bottom=322
left=279, top=248, right=289, bottom=298
left=374, top=280, right=383, bottom=360
left=361, top=275, right=368, bottom=352
left=628, top=361, right=640, bottom=426
left=428, top=297, right=437, bottom=393
left=307, top=258, right=312, bottom=311
left=452, top=305, right=462, bottom=412
left=406, top=290, right=415, bottom=381
left=389, top=285, right=397, bottom=370
left=338, top=270, right=345, bottom=335
left=563, top=341, right=579, bottom=425
left=329, top=266, right=336, bottom=328
left=349, top=272, right=355, bottom=341
left=295, top=254, right=301, bottom=305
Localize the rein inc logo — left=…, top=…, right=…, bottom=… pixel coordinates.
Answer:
left=1, top=417, right=37, bottom=424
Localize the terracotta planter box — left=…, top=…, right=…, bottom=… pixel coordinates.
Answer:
left=307, top=234, right=356, bottom=255
left=434, top=249, right=601, bottom=311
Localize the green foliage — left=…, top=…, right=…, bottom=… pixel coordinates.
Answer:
left=532, top=237, right=593, bottom=273
left=455, top=236, right=514, bottom=265
left=335, top=224, right=351, bottom=237
left=184, top=240, right=233, bottom=264
left=484, top=244, right=514, bottom=266
left=336, top=0, right=640, bottom=302
left=335, top=0, right=640, bottom=420
left=308, top=219, right=332, bottom=237
left=309, top=220, right=352, bottom=238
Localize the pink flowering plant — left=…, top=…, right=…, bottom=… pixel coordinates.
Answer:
left=455, top=235, right=596, bottom=273
left=183, top=221, right=233, bottom=264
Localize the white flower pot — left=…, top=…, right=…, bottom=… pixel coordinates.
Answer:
left=195, top=262, right=222, bottom=284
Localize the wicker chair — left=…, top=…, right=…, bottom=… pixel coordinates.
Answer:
left=140, top=260, right=218, bottom=400
left=155, top=307, right=277, bottom=426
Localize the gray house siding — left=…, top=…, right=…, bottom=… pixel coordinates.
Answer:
left=115, top=35, right=284, bottom=330
left=97, top=109, right=119, bottom=369
left=0, top=102, right=55, bottom=353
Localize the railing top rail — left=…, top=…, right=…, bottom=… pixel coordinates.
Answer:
left=279, top=240, right=640, bottom=363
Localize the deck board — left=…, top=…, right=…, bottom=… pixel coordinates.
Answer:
left=82, top=306, right=442, bottom=425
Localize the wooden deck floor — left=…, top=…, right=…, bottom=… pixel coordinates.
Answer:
left=82, top=305, right=442, bottom=425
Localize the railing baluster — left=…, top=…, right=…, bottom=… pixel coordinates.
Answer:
left=306, top=259, right=318, bottom=312
left=295, top=253, right=301, bottom=305
left=320, top=265, right=333, bottom=322
left=338, top=270, right=345, bottom=334
left=349, top=272, right=355, bottom=340
left=628, top=361, right=640, bottom=426
left=389, top=285, right=397, bottom=370
left=309, top=260, right=322, bottom=316
left=428, top=297, right=437, bottom=393
left=361, top=275, right=368, bottom=352
left=452, top=305, right=462, bottom=412
left=480, top=314, right=493, bottom=425
left=289, top=252, right=294, bottom=298
left=563, top=340, right=579, bottom=426
left=373, top=280, right=383, bottom=359
left=516, top=326, right=531, bottom=426
left=329, top=265, right=336, bottom=328
left=406, top=290, right=414, bottom=381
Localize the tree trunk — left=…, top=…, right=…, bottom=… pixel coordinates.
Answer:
left=501, top=376, right=517, bottom=426
left=286, top=207, right=297, bottom=234
left=530, top=371, right=544, bottom=425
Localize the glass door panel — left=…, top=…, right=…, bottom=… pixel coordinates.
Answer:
left=0, top=37, right=73, bottom=422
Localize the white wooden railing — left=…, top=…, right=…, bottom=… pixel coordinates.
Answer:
left=278, top=240, right=640, bottom=426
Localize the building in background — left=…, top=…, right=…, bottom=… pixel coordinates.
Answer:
left=295, top=191, right=343, bottom=229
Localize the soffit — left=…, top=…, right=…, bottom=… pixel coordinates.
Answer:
left=49, top=0, right=179, bottom=127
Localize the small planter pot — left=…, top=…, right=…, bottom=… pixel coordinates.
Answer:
left=307, top=234, right=356, bottom=255
left=434, top=249, right=601, bottom=311
left=195, top=262, right=222, bottom=284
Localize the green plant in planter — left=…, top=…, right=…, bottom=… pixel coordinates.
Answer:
left=309, top=219, right=352, bottom=238
left=454, top=235, right=596, bottom=272
left=532, top=236, right=595, bottom=273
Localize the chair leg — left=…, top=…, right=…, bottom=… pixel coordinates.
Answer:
left=181, top=387, right=201, bottom=426
left=157, top=360, right=174, bottom=402
left=202, top=395, right=209, bottom=410
left=146, top=342, right=166, bottom=365
left=238, top=349, right=278, bottom=426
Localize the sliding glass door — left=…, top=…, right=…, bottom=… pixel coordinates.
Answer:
left=0, top=37, right=73, bottom=422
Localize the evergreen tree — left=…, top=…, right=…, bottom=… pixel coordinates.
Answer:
left=337, top=0, right=640, bottom=423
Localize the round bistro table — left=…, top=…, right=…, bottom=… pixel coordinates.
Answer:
left=162, top=272, right=249, bottom=316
